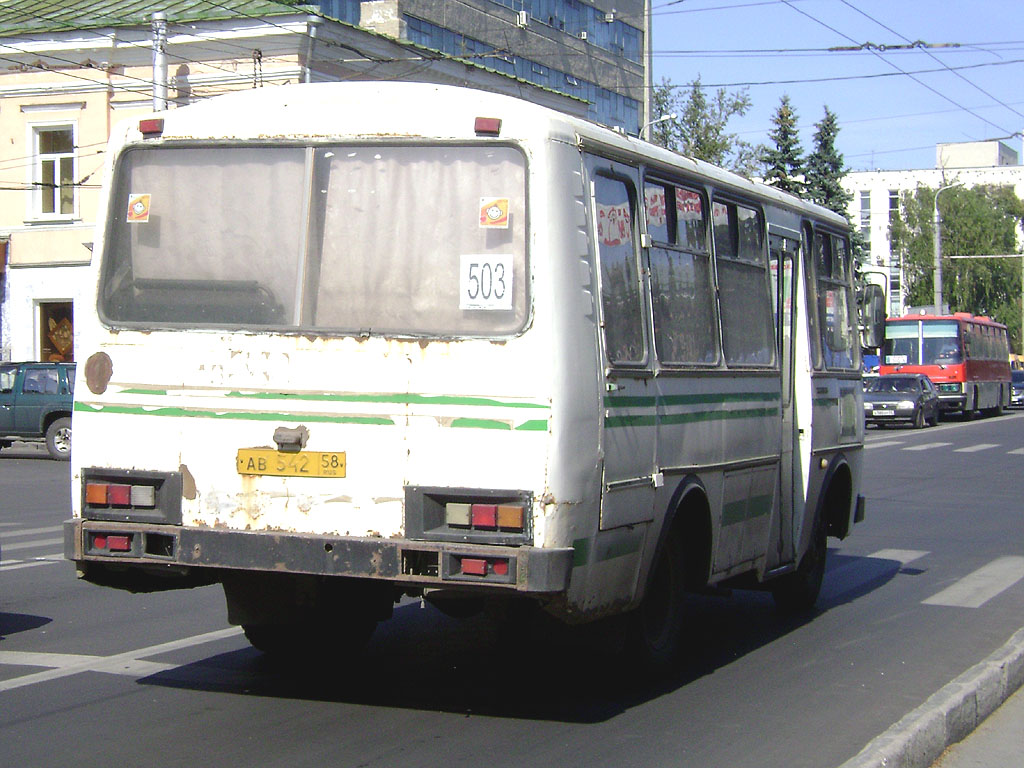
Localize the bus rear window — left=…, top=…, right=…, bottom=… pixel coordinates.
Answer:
left=100, top=144, right=528, bottom=337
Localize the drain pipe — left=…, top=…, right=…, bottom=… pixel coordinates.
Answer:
left=305, top=14, right=321, bottom=83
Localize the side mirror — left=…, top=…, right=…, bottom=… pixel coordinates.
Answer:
left=859, top=283, right=886, bottom=349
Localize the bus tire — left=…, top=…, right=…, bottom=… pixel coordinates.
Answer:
left=772, top=510, right=827, bottom=613
left=624, top=530, right=685, bottom=670
left=45, top=417, right=72, bottom=461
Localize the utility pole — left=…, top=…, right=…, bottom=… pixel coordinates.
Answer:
left=152, top=12, right=168, bottom=111
left=932, top=181, right=961, bottom=314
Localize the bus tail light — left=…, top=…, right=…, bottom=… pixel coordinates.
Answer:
left=139, top=118, right=164, bottom=136
left=456, top=556, right=511, bottom=578
left=81, top=469, right=183, bottom=525
left=90, top=533, right=132, bottom=552
left=474, top=117, right=501, bottom=136
left=445, top=501, right=524, bottom=532
left=85, top=481, right=157, bottom=508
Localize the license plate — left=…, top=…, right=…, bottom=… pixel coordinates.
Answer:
left=237, top=448, right=346, bottom=478
left=873, top=409, right=895, bottom=416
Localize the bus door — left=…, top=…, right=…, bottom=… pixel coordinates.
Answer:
left=769, top=230, right=800, bottom=567
left=585, top=154, right=656, bottom=531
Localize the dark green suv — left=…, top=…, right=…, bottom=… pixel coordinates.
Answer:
left=0, top=362, right=75, bottom=460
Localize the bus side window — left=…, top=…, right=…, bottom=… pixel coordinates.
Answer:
left=646, top=181, right=717, bottom=365
left=595, top=174, right=645, bottom=366
left=713, top=200, right=774, bottom=367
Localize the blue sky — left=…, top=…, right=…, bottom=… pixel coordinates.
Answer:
left=650, top=0, right=1024, bottom=171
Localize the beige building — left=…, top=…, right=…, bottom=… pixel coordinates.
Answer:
left=842, top=139, right=1024, bottom=318
left=0, top=0, right=591, bottom=363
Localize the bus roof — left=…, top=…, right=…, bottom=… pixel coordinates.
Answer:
left=120, top=81, right=848, bottom=230
left=889, top=312, right=1007, bottom=329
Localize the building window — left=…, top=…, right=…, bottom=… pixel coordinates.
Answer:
left=40, top=301, right=74, bottom=362
left=33, top=125, right=76, bottom=218
left=858, top=189, right=871, bottom=248
left=888, top=188, right=899, bottom=224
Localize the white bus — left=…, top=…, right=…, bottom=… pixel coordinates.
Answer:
left=65, top=82, right=876, bottom=665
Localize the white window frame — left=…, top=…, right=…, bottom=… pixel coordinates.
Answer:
left=27, top=121, right=78, bottom=222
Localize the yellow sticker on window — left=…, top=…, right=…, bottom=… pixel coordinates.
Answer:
left=127, top=193, right=151, bottom=223
left=479, top=197, right=509, bottom=229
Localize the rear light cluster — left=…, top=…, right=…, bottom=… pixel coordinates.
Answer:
left=458, top=556, right=510, bottom=577
left=91, top=533, right=132, bottom=552
left=86, top=481, right=156, bottom=508
left=445, top=502, right=524, bottom=532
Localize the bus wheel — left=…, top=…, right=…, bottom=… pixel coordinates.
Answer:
left=772, top=511, right=826, bottom=613
left=625, top=532, right=684, bottom=670
left=45, top=417, right=72, bottom=461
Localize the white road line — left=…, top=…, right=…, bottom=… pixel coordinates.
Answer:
left=903, top=442, right=953, bottom=452
left=865, top=441, right=905, bottom=449
left=0, top=626, right=244, bottom=693
left=869, top=549, right=929, bottom=565
left=923, top=556, right=1024, bottom=609
left=2, top=525, right=63, bottom=538
left=1, top=537, right=63, bottom=552
left=954, top=443, right=1000, bottom=453
left=0, top=555, right=64, bottom=572
left=1008, top=448, right=1024, bottom=455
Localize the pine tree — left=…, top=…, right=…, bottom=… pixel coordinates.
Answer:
left=762, top=95, right=803, bottom=195
left=805, top=106, right=851, bottom=216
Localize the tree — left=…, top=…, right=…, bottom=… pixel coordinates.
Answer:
left=649, top=76, right=762, bottom=177
left=762, top=95, right=803, bottom=195
left=804, top=107, right=851, bottom=216
left=891, top=184, right=1024, bottom=350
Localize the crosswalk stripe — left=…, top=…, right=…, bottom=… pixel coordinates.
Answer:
left=0, top=555, right=63, bottom=572
left=954, top=443, right=1000, bottom=453
left=865, top=441, right=905, bottom=449
left=869, top=549, right=928, bottom=565
left=903, top=442, right=952, bottom=452
left=2, top=525, right=63, bottom=539
left=1, top=537, right=63, bottom=552
left=923, top=556, right=1024, bottom=608
left=1008, top=448, right=1024, bottom=455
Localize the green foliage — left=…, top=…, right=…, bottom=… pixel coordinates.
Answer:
left=804, top=107, right=851, bottom=216
left=762, top=95, right=803, bottom=195
left=891, top=184, right=1024, bottom=351
left=649, top=76, right=762, bottom=177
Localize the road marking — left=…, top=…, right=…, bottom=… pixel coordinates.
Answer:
left=2, top=525, right=63, bottom=538
left=923, top=556, right=1024, bottom=608
left=1, top=537, right=63, bottom=552
left=1008, top=448, right=1024, bottom=455
left=954, top=443, right=1000, bottom=453
left=0, top=561, right=62, bottom=573
left=903, top=442, right=952, bottom=452
left=0, top=626, right=244, bottom=693
left=865, top=441, right=905, bottom=449
left=869, top=549, right=929, bottom=565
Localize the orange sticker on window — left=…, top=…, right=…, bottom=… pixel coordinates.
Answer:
left=479, top=197, right=509, bottom=229
left=127, top=193, right=151, bottom=223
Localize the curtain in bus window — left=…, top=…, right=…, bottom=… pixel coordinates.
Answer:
left=649, top=247, right=717, bottom=364
left=819, top=287, right=855, bottom=369
left=103, top=147, right=306, bottom=325
left=594, top=175, right=645, bottom=364
left=883, top=322, right=920, bottom=365
left=313, top=146, right=527, bottom=336
left=644, top=183, right=670, bottom=243
left=676, top=188, right=707, bottom=253
left=718, top=259, right=774, bottom=366
left=922, top=320, right=961, bottom=365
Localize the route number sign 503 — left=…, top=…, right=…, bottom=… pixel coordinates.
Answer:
left=460, top=254, right=513, bottom=311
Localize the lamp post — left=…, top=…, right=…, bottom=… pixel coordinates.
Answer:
left=642, top=113, right=677, bottom=142
left=932, top=181, right=962, bottom=313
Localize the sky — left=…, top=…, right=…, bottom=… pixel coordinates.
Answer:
left=649, top=0, right=1024, bottom=172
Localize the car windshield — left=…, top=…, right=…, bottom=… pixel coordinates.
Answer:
left=867, top=377, right=918, bottom=394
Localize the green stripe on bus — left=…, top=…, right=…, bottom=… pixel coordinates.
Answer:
left=515, top=420, right=549, bottom=431
left=606, top=407, right=778, bottom=428
left=222, top=390, right=550, bottom=409
left=75, top=402, right=395, bottom=426
left=451, top=418, right=510, bottom=430
left=721, top=494, right=774, bottom=526
left=571, top=532, right=643, bottom=567
left=604, top=391, right=780, bottom=408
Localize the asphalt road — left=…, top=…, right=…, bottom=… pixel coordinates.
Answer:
left=2, top=415, right=1023, bottom=768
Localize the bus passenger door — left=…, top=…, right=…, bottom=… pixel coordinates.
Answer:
left=585, top=154, right=656, bottom=531
left=769, top=232, right=800, bottom=567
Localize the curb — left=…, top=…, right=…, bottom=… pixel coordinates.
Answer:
left=838, top=626, right=1024, bottom=768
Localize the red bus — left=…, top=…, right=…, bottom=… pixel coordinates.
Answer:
left=880, top=312, right=1010, bottom=417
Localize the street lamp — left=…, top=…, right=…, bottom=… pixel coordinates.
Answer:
left=933, top=180, right=962, bottom=314
left=641, top=112, right=677, bottom=142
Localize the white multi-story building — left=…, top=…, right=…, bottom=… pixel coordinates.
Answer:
left=842, top=140, right=1024, bottom=318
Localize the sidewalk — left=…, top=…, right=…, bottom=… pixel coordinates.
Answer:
left=931, top=684, right=1024, bottom=767
left=839, top=627, right=1024, bottom=768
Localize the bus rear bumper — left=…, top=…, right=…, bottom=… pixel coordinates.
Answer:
left=64, top=519, right=574, bottom=595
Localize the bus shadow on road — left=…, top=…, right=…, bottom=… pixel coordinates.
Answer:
left=134, top=548, right=902, bottom=722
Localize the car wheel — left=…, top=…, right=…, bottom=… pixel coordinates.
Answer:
left=913, top=408, right=925, bottom=429
left=45, top=417, right=72, bottom=461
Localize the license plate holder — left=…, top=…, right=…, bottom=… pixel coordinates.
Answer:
left=237, top=448, right=346, bottom=478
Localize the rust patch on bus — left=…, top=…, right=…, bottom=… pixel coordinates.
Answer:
left=84, top=351, right=113, bottom=394
left=180, top=464, right=197, bottom=500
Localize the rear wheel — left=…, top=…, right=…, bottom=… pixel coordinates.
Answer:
left=772, top=510, right=827, bottom=613
left=913, top=408, right=925, bottom=429
left=45, top=417, right=71, bottom=460
left=624, top=531, right=685, bottom=670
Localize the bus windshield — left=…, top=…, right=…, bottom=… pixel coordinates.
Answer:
left=100, top=143, right=528, bottom=337
left=882, top=319, right=962, bottom=366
